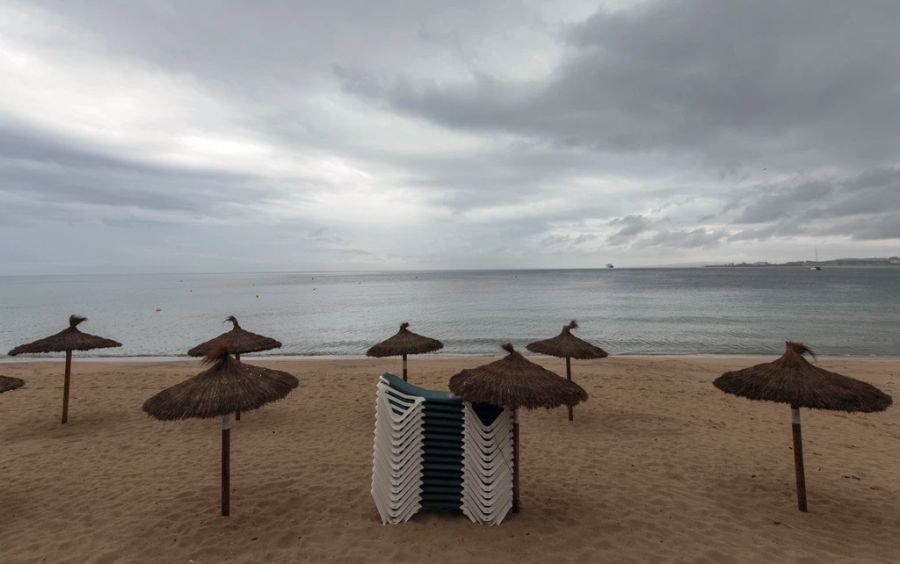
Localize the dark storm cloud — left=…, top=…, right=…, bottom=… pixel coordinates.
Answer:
left=725, top=168, right=900, bottom=241
left=608, top=215, right=651, bottom=242
left=816, top=169, right=900, bottom=219
left=727, top=223, right=804, bottom=243
left=0, top=119, right=280, bottom=217
left=2, top=163, right=220, bottom=219
left=341, top=0, right=900, bottom=170
left=734, top=180, right=835, bottom=224
left=844, top=215, right=900, bottom=241
left=605, top=214, right=724, bottom=248
left=638, top=228, right=724, bottom=249
left=0, top=110, right=350, bottom=237
left=540, top=232, right=597, bottom=247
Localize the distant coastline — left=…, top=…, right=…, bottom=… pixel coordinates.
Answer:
left=705, top=256, right=900, bottom=268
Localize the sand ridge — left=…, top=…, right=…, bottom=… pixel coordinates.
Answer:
left=0, top=356, right=897, bottom=563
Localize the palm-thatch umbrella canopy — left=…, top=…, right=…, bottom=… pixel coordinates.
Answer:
left=8, top=315, right=121, bottom=423
left=143, top=345, right=298, bottom=516
left=713, top=341, right=892, bottom=512
left=188, top=316, right=282, bottom=420
left=0, top=376, right=25, bottom=394
left=366, top=322, right=443, bottom=382
left=188, top=315, right=282, bottom=360
left=527, top=320, right=607, bottom=421
left=449, top=343, right=587, bottom=513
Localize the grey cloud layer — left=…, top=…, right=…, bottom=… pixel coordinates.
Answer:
left=1, top=0, right=899, bottom=273
left=341, top=0, right=900, bottom=169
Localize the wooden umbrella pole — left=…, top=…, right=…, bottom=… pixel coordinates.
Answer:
left=235, top=353, right=241, bottom=421
left=512, top=408, right=520, bottom=513
left=402, top=354, right=408, bottom=382
left=62, top=350, right=72, bottom=424
left=791, top=405, right=808, bottom=512
left=222, top=414, right=231, bottom=516
left=566, top=357, right=573, bottom=421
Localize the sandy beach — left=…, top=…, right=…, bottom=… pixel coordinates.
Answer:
left=0, top=355, right=897, bottom=563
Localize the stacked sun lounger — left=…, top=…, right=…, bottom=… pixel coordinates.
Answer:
left=371, top=375, right=425, bottom=524
left=461, top=402, right=515, bottom=524
left=371, top=373, right=514, bottom=525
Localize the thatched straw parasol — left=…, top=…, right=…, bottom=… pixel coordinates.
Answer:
left=188, top=315, right=282, bottom=420
left=143, top=345, right=298, bottom=516
left=713, top=342, right=892, bottom=512
left=188, top=315, right=281, bottom=360
left=8, top=315, right=121, bottom=423
left=527, top=320, right=607, bottom=421
left=366, top=322, right=443, bottom=382
left=0, top=376, right=25, bottom=394
left=449, top=343, right=587, bottom=513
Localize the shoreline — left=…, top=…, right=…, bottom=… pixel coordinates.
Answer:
left=3, top=351, right=900, bottom=364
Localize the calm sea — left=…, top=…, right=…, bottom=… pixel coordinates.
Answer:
left=0, top=268, right=898, bottom=358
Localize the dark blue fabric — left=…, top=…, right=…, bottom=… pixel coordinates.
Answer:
left=381, top=372, right=460, bottom=402
left=382, top=372, right=466, bottom=515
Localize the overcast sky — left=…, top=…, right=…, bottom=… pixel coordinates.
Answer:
left=1, top=0, right=899, bottom=274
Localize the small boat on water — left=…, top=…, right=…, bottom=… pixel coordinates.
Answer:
left=606, top=264, right=614, bottom=269
left=810, top=249, right=822, bottom=271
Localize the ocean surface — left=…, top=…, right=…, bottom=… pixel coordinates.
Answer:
left=0, top=268, right=898, bottom=359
